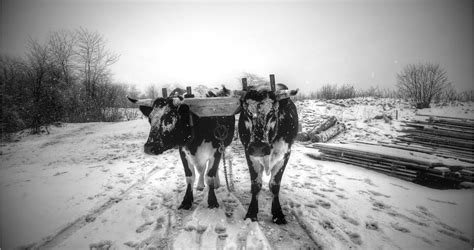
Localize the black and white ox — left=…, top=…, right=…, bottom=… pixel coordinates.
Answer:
left=238, top=84, right=298, bottom=224
left=128, top=88, right=235, bottom=209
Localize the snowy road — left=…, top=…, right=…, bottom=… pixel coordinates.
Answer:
left=1, top=100, right=473, bottom=249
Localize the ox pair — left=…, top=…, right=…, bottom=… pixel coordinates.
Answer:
left=128, top=85, right=298, bottom=224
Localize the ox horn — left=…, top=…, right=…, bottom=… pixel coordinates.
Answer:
left=127, top=96, right=153, bottom=107
left=276, top=89, right=299, bottom=100
left=172, top=97, right=184, bottom=106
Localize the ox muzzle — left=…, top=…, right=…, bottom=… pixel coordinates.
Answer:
left=248, top=140, right=271, bottom=156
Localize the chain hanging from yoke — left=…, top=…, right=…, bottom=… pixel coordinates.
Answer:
left=213, top=118, right=234, bottom=192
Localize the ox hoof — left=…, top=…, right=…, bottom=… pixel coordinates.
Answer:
left=208, top=201, right=219, bottom=209
left=178, top=203, right=193, bottom=210
left=245, top=214, right=258, bottom=222
left=272, top=216, right=287, bottom=225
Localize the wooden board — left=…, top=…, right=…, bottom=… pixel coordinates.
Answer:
left=183, top=97, right=241, bottom=117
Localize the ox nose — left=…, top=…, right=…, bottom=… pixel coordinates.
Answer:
left=144, top=143, right=162, bottom=155
left=248, top=142, right=271, bottom=156
left=144, top=144, right=155, bottom=155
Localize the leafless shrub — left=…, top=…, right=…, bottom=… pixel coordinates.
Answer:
left=336, top=84, right=356, bottom=99
left=397, top=63, right=449, bottom=109
left=320, top=84, right=337, bottom=99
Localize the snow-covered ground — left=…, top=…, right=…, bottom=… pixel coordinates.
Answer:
left=1, top=98, right=473, bottom=249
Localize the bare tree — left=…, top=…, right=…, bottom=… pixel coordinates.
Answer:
left=75, top=27, right=119, bottom=120
left=75, top=27, right=119, bottom=100
left=48, top=30, right=77, bottom=86
left=24, top=37, right=53, bottom=133
left=1, top=56, right=29, bottom=132
left=145, top=83, right=159, bottom=99
left=397, top=63, right=449, bottom=109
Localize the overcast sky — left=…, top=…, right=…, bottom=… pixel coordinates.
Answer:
left=1, top=0, right=472, bottom=92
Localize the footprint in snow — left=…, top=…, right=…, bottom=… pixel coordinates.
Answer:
left=367, top=190, right=390, bottom=198
left=320, top=188, right=335, bottom=192
left=365, top=221, right=379, bottom=231
left=316, top=199, right=331, bottom=209
left=336, top=194, right=348, bottom=200
left=341, top=213, right=359, bottom=226
left=345, top=231, right=362, bottom=245
left=89, top=240, right=114, bottom=250
left=390, top=222, right=410, bottom=233
left=136, top=221, right=154, bottom=233
left=364, top=178, right=377, bottom=187
left=371, top=199, right=390, bottom=210
left=312, top=191, right=326, bottom=198
left=320, top=220, right=334, bottom=230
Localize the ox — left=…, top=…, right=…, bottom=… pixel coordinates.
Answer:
left=238, top=84, right=298, bottom=224
left=128, top=87, right=235, bottom=209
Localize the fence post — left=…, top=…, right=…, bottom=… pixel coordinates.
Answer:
left=162, top=88, right=167, bottom=98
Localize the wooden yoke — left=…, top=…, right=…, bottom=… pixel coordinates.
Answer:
left=179, top=74, right=295, bottom=117
left=182, top=85, right=242, bottom=117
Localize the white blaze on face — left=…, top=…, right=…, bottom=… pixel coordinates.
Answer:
left=245, top=97, right=278, bottom=142
left=149, top=106, right=170, bottom=129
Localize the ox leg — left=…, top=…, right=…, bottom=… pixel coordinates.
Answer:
left=269, top=152, right=290, bottom=224
left=214, top=171, right=220, bottom=188
left=178, top=147, right=194, bottom=210
left=196, top=168, right=205, bottom=191
left=206, top=151, right=222, bottom=208
left=245, top=154, right=263, bottom=221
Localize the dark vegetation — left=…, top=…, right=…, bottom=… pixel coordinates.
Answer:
left=1, top=28, right=141, bottom=134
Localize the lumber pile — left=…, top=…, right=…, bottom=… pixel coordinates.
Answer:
left=297, top=116, right=346, bottom=142
left=312, top=143, right=474, bottom=184
left=396, top=115, right=474, bottom=163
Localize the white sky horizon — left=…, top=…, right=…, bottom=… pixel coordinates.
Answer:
left=1, top=0, right=472, bottom=93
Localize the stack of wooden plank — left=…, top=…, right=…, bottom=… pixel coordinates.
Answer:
left=396, top=114, right=474, bottom=163
left=312, top=143, right=474, bottom=184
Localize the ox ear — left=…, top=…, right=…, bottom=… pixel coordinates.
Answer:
left=177, top=103, right=189, bottom=116
left=139, top=106, right=153, bottom=117
left=127, top=96, right=154, bottom=117
left=177, top=104, right=190, bottom=124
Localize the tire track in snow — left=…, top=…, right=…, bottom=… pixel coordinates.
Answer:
left=31, top=163, right=166, bottom=249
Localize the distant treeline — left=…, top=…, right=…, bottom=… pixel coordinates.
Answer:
left=293, top=82, right=474, bottom=104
